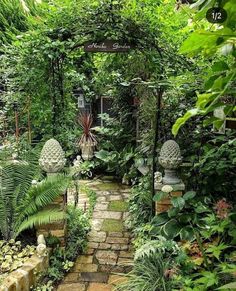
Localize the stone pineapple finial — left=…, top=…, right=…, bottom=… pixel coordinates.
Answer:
left=158, top=140, right=182, bottom=185
left=39, top=138, right=66, bottom=174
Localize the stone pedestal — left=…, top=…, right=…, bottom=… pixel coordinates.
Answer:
left=38, top=139, right=67, bottom=246
left=155, top=182, right=185, bottom=215
left=36, top=192, right=67, bottom=246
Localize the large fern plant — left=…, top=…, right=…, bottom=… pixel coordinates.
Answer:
left=0, top=161, right=69, bottom=240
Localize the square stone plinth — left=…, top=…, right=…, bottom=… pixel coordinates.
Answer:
left=154, top=181, right=185, bottom=191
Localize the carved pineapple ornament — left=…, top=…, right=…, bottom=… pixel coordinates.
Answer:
left=39, top=138, right=66, bottom=173
left=158, top=140, right=182, bottom=185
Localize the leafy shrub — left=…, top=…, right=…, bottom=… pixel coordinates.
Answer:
left=194, top=135, right=236, bottom=201
left=43, top=186, right=95, bottom=284
left=116, top=237, right=185, bottom=291
left=65, top=206, right=90, bottom=261
left=0, top=161, right=69, bottom=240
left=128, top=175, right=153, bottom=229
left=95, top=144, right=137, bottom=179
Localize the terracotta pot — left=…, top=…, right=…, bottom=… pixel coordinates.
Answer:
left=155, top=191, right=183, bottom=214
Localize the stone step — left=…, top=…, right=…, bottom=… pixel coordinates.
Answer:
left=87, top=283, right=112, bottom=291
left=79, top=272, right=109, bottom=283
left=57, top=283, right=86, bottom=291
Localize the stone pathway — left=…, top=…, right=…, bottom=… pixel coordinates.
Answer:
left=57, top=180, right=133, bottom=291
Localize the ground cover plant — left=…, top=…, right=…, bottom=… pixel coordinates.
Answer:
left=0, top=240, right=35, bottom=284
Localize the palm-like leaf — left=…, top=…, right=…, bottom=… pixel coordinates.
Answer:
left=0, top=161, right=69, bottom=240
left=16, top=208, right=65, bottom=237
left=17, top=174, right=69, bottom=218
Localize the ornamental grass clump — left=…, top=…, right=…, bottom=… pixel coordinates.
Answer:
left=77, top=113, right=97, bottom=160
left=77, top=113, right=97, bottom=147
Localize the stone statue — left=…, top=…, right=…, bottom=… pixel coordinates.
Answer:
left=36, top=235, right=47, bottom=258
left=37, top=234, right=46, bottom=246
left=154, top=171, right=163, bottom=184
left=158, top=140, right=182, bottom=185
left=36, top=244, right=47, bottom=258
left=39, top=138, right=66, bottom=174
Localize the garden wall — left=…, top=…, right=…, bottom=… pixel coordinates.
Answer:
left=0, top=253, right=49, bottom=291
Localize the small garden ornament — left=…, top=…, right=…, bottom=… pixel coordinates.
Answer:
left=39, top=138, right=66, bottom=175
left=158, top=140, right=182, bottom=184
left=36, top=235, right=47, bottom=258
left=154, top=171, right=163, bottom=187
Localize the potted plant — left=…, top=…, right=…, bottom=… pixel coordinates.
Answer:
left=77, top=113, right=97, bottom=160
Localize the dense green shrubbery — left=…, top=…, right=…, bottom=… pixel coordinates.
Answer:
left=0, top=158, right=68, bottom=240
left=128, top=179, right=236, bottom=290
left=194, top=134, right=236, bottom=201
left=39, top=185, right=96, bottom=286
left=128, top=175, right=153, bottom=229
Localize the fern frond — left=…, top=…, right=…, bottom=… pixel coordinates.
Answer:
left=134, top=237, right=179, bottom=261
left=12, top=163, right=37, bottom=203
left=15, top=208, right=65, bottom=238
left=0, top=165, right=15, bottom=239
left=135, top=240, right=161, bottom=261
left=17, top=174, right=69, bottom=219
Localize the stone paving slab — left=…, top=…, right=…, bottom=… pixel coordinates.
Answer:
left=95, top=250, right=118, bottom=265
left=108, top=274, right=128, bottom=286
left=64, top=272, right=79, bottom=282
left=79, top=272, right=109, bottom=283
left=87, top=283, right=112, bottom=291
left=57, top=180, right=133, bottom=291
left=93, top=211, right=122, bottom=219
left=57, top=283, right=86, bottom=291
left=74, top=263, right=98, bottom=272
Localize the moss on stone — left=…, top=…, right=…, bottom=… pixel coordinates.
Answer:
left=101, top=219, right=124, bottom=232
left=95, top=182, right=121, bottom=191
left=108, top=201, right=129, bottom=212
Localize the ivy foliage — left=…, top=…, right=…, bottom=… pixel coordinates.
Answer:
left=172, top=0, right=236, bottom=136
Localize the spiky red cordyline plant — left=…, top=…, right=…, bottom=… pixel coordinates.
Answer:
left=78, top=112, right=97, bottom=146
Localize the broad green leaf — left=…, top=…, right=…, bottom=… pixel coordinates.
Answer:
left=153, top=191, right=168, bottom=202
left=212, top=61, right=229, bottom=72
left=180, top=226, right=195, bottom=241
left=179, top=31, right=217, bottom=56
left=95, top=150, right=109, bottom=160
left=218, top=282, right=236, bottom=289
left=172, top=109, right=199, bottom=136
left=163, top=219, right=181, bottom=238
left=168, top=207, right=180, bottom=218
left=152, top=213, right=169, bottom=226
left=196, top=93, right=215, bottom=109
left=171, top=197, right=185, bottom=210
left=183, top=191, right=196, bottom=201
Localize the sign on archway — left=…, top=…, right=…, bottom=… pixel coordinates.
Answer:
left=84, top=40, right=133, bottom=52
